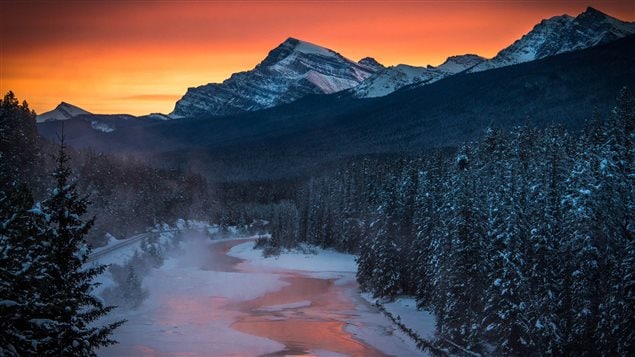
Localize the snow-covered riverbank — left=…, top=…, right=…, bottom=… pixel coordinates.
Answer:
left=95, top=233, right=434, bottom=356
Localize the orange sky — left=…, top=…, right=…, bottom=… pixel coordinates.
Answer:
left=1, top=1, right=633, bottom=116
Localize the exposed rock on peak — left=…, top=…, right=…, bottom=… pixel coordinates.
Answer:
left=358, top=57, right=385, bottom=70
left=171, top=38, right=380, bottom=118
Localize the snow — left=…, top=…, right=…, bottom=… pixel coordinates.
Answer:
left=469, top=7, right=635, bottom=73
left=256, top=300, right=312, bottom=312
left=361, top=293, right=437, bottom=341
left=95, top=230, right=432, bottom=356
left=97, top=235, right=287, bottom=357
left=90, top=121, right=115, bottom=133
left=171, top=37, right=377, bottom=117
left=437, top=54, right=486, bottom=74
left=28, top=319, right=56, bottom=327
left=144, top=113, right=173, bottom=120
left=380, top=297, right=437, bottom=340
left=228, top=241, right=358, bottom=273
left=353, top=64, right=444, bottom=98
left=304, top=70, right=360, bottom=94
left=0, top=300, right=18, bottom=307
left=36, top=102, right=91, bottom=123
left=230, top=241, right=434, bottom=355
left=293, top=39, right=337, bottom=57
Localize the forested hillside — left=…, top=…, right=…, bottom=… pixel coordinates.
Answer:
left=260, top=88, right=635, bottom=354
left=1, top=92, right=214, bottom=245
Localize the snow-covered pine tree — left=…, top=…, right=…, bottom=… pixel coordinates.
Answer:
left=0, top=91, right=39, bottom=193
left=560, top=114, right=612, bottom=354
left=413, top=166, right=435, bottom=307
left=413, top=153, right=446, bottom=310
left=0, top=185, right=53, bottom=355
left=479, top=128, right=535, bottom=353
left=355, top=217, right=378, bottom=293
left=594, top=87, right=635, bottom=354
left=369, top=214, right=401, bottom=299
left=437, top=146, right=485, bottom=352
left=33, top=139, right=124, bottom=355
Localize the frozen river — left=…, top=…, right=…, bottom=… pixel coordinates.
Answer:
left=99, top=235, right=424, bottom=356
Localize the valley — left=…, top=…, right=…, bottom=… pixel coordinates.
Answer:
left=2, top=3, right=634, bottom=356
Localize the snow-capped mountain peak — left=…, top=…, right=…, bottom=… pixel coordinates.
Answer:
left=289, top=38, right=338, bottom=57
left=437, top=54, right=486, bottom=74
left=258, top=37, right=339, bottom=67
left=36, top=102, right=91, bottom=123
left=358, top=57, right=385, bottom=70
left=352, top=54, right=485, bottom=98
left=470, top=7, right=635, bottom=72
left=171, top=37, right=380, bottom=118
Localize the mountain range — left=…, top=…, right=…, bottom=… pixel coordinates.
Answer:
left=35, top=7, right=635, bottom=181
left=168, top=6, right=634, bottom=118
left=38, top=7, right=634, bottom=123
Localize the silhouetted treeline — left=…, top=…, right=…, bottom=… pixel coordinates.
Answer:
left=259, top=88, right=634, bottom=355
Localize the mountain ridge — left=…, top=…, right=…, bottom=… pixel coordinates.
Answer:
left=37, top=35, right=635, bottom=181
left=470, top=6, right=635, bottom=72
left=170, top=37, right=379, bottom=118
left=171, top=7, right=634, bottom=115
left=38, top=7, right=635, bottom=122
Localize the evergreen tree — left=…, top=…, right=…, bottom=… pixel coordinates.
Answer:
left=33, top=139, right=124, bottom=355
left=594, top=88, right=635, bottom=354
left=437, top=146, right=485, bottom=351
left=0, top=91, right=39, bottom=193
left=0, top=186, right=52, bottom=355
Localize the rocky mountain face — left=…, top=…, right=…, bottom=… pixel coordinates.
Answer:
left=170, top=37, right=380, bottom=118
left=470, top=7, right=635, bottom=72
left=170, top=8, right=634, bottom=113
left=352, top=54, right=485, bottom=98
left=354, top=7, right=634, bottom=98
left=357, top=57, right=385, bottom=70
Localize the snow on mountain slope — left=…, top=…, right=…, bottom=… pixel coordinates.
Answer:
left=36, top=102, right=91, bottom=123
left=171, top=37, right=380, bottom=118
left=358, top=57, right=385, bottom=71
left=353, top=64, right=441, bottom=98
left=470, top=7, right=635, bottom=72
left=354, top=7, right=632, bottom=98
left=353, top=54, right=485, bottom=98
left=437, top=54, right=486, bottom=74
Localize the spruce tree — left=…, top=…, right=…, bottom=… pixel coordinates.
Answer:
left=0, top=91, right=39, bottom=193
left=437, top=146, right=485, bottom=352
left=0, top=186, right=52, bottom=355
left=33, top=139, right=124, bottom=355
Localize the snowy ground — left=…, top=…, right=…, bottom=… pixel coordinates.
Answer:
left=361, top=294, right=437, bottom=341
left=93, top=233, right=435, bottom=356
left=229, top=241, right=437, bottom=353
left=228, top=241, right=357, bottom=273
left=95, top=236, right=287, bottom=356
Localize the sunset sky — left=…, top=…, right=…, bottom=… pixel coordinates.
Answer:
left=1, top=1, right=633, bottom=116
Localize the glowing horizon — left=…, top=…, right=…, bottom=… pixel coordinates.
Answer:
left=1, top=1, right=633, bottom=116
